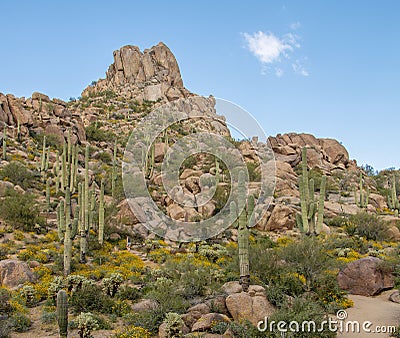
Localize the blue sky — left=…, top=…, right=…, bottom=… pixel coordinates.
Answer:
left=1, top=1, right=399, bottom=171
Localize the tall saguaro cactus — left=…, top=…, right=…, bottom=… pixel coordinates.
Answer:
left=58, top=187, right=79, bottom=276
left=388, top=173, right=399, bottom=217
left=354, top=173, right=369, bottom=209
left=112, top=141, right=117, bottom=198
left=296, top=147, right=327, bottom=235
left=56, top=289, right=68, bottom=338
left=98, top=179, right=105, bottom=245
left=2, top=125, right=7, bottom=160
left=231, top=170, right=255, bottom=292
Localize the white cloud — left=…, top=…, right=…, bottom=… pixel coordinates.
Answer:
left=243, top=30, right=309, bottom=77
left=292, top=60, right=309, bottom=77
left=243, top=31, right=298, bottom=64
left=290, top=22, right=301, bottom=30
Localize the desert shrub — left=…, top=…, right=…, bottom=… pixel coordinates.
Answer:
left=95, top=151, right=112, bottom=164
left=246, top=161, right=261, bottom=181
left=123, top=309, right=164, bottom=334
left=112, top=325, right=152, bottom=338
left=32, top=132, right=63, bottom=149
left=162, top=255, right=223, bottom=299
left=146, top=277, right=187, bottom=313
left=325, top=216, right=348, bottom=228
left=85, top=123, right=115, bottom=142
left=0, top=287, right=13, bottom=316
left=211, top=320, right=267, bottom=337
left=41, top=306, right=57, bottom=324
left=213, top=184, right=229, bottom=213
left=266, top=297, right=336, bottom=337
left=70, top=284, right=115, bottom=314
left=19, top=285, right=37, bottom=307
left=181, top=155, right=196, bottom=170
left=0, top=161, right=37, bottom=189
left=0, top=190, right=45, bottom=231
left=116, top=285, right=141, bottom=301
left=314, top=271, right=353, bottom=312
left=0, top=319, right=12, bottom=338
left=11, top=313, right=31, bottom=332
left=346, top=212, right=389, bottom=241
left=278, top=237, right=336, bottom=292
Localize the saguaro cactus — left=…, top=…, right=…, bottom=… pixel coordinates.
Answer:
left=58, top=187, right=79, bottom=276
left=232, top=170, right=256, bottom=292
left=46, top=178, right=51, bottom=212
left=56, top=289, right=68, bottom=338
left=2, top=125, right=6, bottom=160
left=112, top=141, right=117, bottom=198
left=354, top=173, right=369, bottom=209
left=388, top=173, right=399, bottom=216
left=98, top=180, right=105, bottom=245
left=296, top=147, right=327, bottom=235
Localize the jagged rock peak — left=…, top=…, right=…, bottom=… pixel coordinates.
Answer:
left=108, top=42, right=183, bottom=87
left=82, top=42, right=191, bottom=102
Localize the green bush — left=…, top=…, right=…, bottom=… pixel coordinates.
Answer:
left=85, top=123, right=115, bottom=142
left=0, top=190, right=45, bottom=231
left=116, top=285, right=141, bottom=301
left=70, top=284, right=115, bottom=314
left=211, top=320, right=267, bottom=337
left=0, top=288, right=12, bottom=316
left=0, top=161, right=37, bottom=189
left=325, top=216, right=348, bottom=228
left=279, top=237, right=336, bottom=292
left=123, top=309, right=164, bottom=334
left=95, top=151, right=112, bottom=164
left=266, top=297, right=336, bottom=337
left=246, top=161, right=261, bottom=182
left=11, top=313, right=31, bottom=332
left=346, top=212, right=389, bottom=241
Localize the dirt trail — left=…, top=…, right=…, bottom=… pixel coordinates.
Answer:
left=338, top=290, right=400, bottom=337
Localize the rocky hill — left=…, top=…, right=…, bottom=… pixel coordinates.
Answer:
left=0, top=42, right=400, bottom=338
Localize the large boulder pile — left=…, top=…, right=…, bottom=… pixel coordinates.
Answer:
left=82, top=42, right=192, bottom=102
left=0, top=91, right=85, bottom=143
left=268, top=133, right=355, bottom=171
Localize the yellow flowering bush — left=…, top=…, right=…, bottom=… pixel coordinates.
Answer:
left=147, top=247, right=170, bottom=263
left=112, top=325, right=151, bottom=338
left=17, top=245, right=49, bottom=263
left=276, top=236, right=293, bottom=246
left=9, top=299, right=28, bottom=314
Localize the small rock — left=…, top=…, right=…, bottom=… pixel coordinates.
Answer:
left=131, top=299, right=158, bottom=312
left=191, top=313, right=230, bottom=332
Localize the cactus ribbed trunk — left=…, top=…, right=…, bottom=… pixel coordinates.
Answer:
left=61, top=142, right=66, bottom=192
left=99, top=180, right=105, bottom=245
left=112, top=141, right=117, bottom=198
left=237, top=170, right=250, bottom=292
left=40, top=135, right=46, bottom=172
left=56, top=290, right=68, bottom=338
left=64, top=188, right=72, bottom=276
left=297, top=147, right=326, bottom=235
left=2, top=126, right=6, bottom=160
left=46, top=178, right=51, bottom=212
left=316, top=175, right=327, bottom=234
